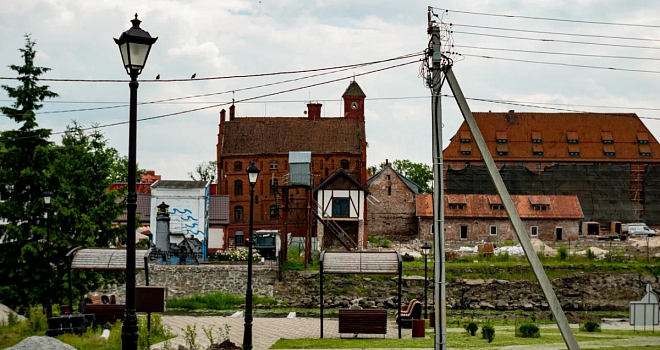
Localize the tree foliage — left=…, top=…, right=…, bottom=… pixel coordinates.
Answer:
left=368, top=159, right=433, bottom=194
left=108, top=152, right=147, bottom=183
left=189, top=160, right=217, bottom=184
left=0, top=36, right=126, bottom=310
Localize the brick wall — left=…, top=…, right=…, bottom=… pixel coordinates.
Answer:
left=367, top=167, right=418, bottom=239
left=445, top=218, right=579, bottom=242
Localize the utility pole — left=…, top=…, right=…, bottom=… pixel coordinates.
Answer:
left=428, top=14, right=446, bottom=350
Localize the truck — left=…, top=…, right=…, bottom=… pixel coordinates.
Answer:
left=623, top=223, right=656, bottom=237
left=253, top=230, right=281, bottom=260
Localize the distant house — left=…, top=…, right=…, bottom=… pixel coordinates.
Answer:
left=366, top=163, right=421, bottom=239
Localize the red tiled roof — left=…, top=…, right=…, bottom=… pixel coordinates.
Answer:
left=416, top=193, right=433, bottom=217
left=108, top=183, right=152, bottom=194
left=221, top=117, right=365, bottom=156
left=445, top=194, right=583, bottom=219
left=444, top=112, right=660, bottom=162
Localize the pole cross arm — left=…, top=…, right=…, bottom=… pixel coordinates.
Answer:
left=443, top=67, right=580, bottom=350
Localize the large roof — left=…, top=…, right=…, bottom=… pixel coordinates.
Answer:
left=116, top=193, right=151, bottom=223
left=444, top=112, right=660, bottom=162
left=445, top=194, right=583, bottom=219
left=221, top=117, right=365, bottom=156
left=367, top=165, right=421, bottom=194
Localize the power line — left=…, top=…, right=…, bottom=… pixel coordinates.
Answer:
left=432, top=7, right=660, bottom=29
left=454, top=45, right=660, bottom=61
left=0, top=52, right=423, bottom=83
left=450, top=23, right=660, bottom=42
left=452, top=30, right=660, bottom=50
left=460, top=53, right=660, bottom=74
left=3, top=59, right=421, bottom=140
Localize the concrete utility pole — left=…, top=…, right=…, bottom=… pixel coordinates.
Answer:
left=443, top=67, right=581, bottom=350
left=428, top=21, right=446, bottom=350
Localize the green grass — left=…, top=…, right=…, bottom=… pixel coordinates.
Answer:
left=167, top=291, right=277, bottom=310
left=589, top=347, right=660, bottom=350
left=270, top=331, right=621, bottom=349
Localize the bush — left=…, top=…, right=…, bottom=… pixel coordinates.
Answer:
left=496, top=251, right=510, bottom=262
left=481, top=324, right=495, bottom=343
left=465, top=322, right=478, bottom=336
left=557, top=246, right=568, bottom=260
left=167, top=291, right=277, bottom=310
left=517, top=323, right=540, bottom=338
left=503, top=240, right=516, bottom=246
left=586, top=248, right=596, bottom=260
left=27, top=308, right=47, bottom=332
left=582, top=321, right=601, bottom=332
left=215, top=248, right=261, bottom=262
left=367, top=236, right=392, bottom=248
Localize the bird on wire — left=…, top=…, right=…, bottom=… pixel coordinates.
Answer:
left=156, top=74, right=160, bottom=80
left=190, top=73, right=196, bottom=79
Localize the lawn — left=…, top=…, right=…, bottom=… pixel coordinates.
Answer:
left=167, top=291, right=278, bottom=310
left=270, top=330, right=621, bottom=349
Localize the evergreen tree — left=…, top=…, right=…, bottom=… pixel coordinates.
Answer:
left=0, top=35, right=58, bottom=309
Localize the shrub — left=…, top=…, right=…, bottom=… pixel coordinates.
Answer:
left=582, top=321, right=601, bottom=332
left=215, top=248, right=261, bottom=262
left=557, top=246, right=568, bottom=261
left=465, top=322, right=478, bottom=336
left=481, top=324, right=495, bottom=343
left=517, top=323, right=540, bottom=338
left=6, top=312, right=18, bottom=327
left=496, top=251, right=510, bottom=262
left=27, top=308, right=47, bottom=332
left=182, top=323, right=198, bottom=349
left=503, top=240, right=516, bottom=246
left=586, top=248, right=596, bottom=260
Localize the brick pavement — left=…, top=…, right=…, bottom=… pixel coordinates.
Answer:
left=154, top=316, right=413, bottom=350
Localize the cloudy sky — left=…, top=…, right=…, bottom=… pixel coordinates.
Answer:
left=1, top=0, right=659, bottom=180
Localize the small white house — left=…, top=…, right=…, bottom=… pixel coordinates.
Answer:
left=150, top=180, right=210, bottom=256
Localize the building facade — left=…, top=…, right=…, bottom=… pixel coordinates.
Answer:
left=443, top=111, right=660, bottom=224
left=366, top=164, right=421, bottom=239
left=216, top=81, right=369, bottom=248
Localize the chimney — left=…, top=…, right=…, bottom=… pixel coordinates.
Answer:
left=385, top=159, right=388, bottom=166
left=307, top=103, right=322, bottom=121
left=220, top=109, right=226, bottom=124
left=229, top=104, right=235, bottom=121
left=508, top=110, right=515, bottom=125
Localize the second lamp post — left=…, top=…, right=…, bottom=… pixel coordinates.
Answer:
left=243, top=161, right=261, bottom=350
left=421, top=242, right=431, bottom=320
left=43, top=190, right=52, bottom=318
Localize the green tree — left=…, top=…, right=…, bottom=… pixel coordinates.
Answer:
left=189, top=160, right=217, bottom=184
left=0, top=35, right=58, bottom=309
left=108, top=152, right=147, bottom=183
left=368, top=159, right=433, bottom=194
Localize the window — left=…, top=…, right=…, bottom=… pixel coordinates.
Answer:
left=235, top=230, right=244, bottom=245
left=601, top=131, right=613, bottom=144
left=459, top=131, right=471, bottom=143
left=532, top=144, right=544, bottom=156
left=332, top=198, right=350, bottom=218
left=490, top=225, right=498, bottom=236
left=530, top=226, right=538, bottom=237
left=340, top=159, right=350, bottom=169
left=386, top=175, right=391, bottom=180
left=234, top=161, right=242, bottom=171
left=388, top=186, right=392, bottom=196
left=568, top=144, right=580, bottom=157
left=460, top=225, right=468, bottom=240
left=460, top=143, right=472, bottom=155
left=567, top=131, right=579, bottom=144
left=555, top=227, right=563, bottom=240
left=491, top=204, right=505, bottom=210
left=639, top=144, right=652, bottom=157
left=638, top=132, right=650, bottom=144
left=604, top=144, right=616, bottom=157
left=496, top=131, right=508, bottom=143
left=270, top=205, right=278, bottom=219
left=531, top=131, right=542, bottom=143
left=234, top=206, right=244, bottom=220
left=270, top=179, right=278, bottom=193
left=496, top=144, right=508, bottom=156
left=533, top=204, right=548, bottom=211
left=449, top=204, right=465, bottom=210
left=234, top=180, right=243, bottom=195
left=270, top=161, right=278, bottom=170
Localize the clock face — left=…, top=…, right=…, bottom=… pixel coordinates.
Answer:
left=351, top=102, right=359, bottom=110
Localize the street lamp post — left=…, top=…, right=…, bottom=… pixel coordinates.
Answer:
left=243, top=161, right=261, bottom=350
left=421, top=242, right=431, bottom=320
left=114, top=14, right=157, bottom=350
left=43, top=190, right=52, bottom=318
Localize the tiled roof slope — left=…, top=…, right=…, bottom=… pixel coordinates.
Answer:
left=342, top=81, right=366, bottom=97
left=445, top=194, right=583, bottom=219
left=444, top=112, right=660, bottom=162
left=221, top=117, right=365, bottom=156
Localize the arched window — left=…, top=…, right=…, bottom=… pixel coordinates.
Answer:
left=340, top=159, right=350, bottom=169
left=234, top=206, right=244, bottom=220
left=270, top=160, right=278, bottom=170
left=234, top=180, right=243, bottom=195
left=234, top=161, right=242, bottom=171
left=235, top=230, right=244, bottom=245
left=270, top=205, right=278, bottom=219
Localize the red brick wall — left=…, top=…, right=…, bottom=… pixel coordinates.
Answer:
left=445, top=218, right=579, bottom=242
left=367, top=167, right=418, bottom=239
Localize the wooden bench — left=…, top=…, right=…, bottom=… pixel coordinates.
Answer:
left=83, top=304, right=125, bottom=325
left=338, top=309, right=387, bottom=336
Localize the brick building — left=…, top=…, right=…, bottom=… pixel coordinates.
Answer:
left=366, top=163, right=421, bottom=239
left=216, top=81, right=369, bottom=248
left=443, top=111, right=660, bottom=224
left=416, top=193, right=583, bottom=242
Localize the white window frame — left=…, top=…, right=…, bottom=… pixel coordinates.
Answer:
left=490, top=225, right=498, bottom=236
left=530, top=226, right=538, bottom=237
left=270, top=160, right=278, bottom=170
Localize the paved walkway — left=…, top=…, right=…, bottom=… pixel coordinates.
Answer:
left=155, top=316, right=414, bottom=350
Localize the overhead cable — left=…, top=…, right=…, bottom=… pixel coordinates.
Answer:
left=454, top=45, right=660, bottom=61
left=450, top=23, right=660, bottom=42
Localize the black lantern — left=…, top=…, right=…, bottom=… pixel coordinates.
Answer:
left=421, top=242, right=431, bottom=256
left=114, top=14, right=158, bottom=76
left=246, top=161, right=261, bottom=185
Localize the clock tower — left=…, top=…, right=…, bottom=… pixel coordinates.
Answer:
left=342, top=80, right=366, bottom=122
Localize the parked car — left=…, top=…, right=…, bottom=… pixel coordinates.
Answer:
left=623, top=223, right=656, bottom=237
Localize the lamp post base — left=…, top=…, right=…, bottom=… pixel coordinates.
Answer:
left=121, top=311, right=139, bottom=348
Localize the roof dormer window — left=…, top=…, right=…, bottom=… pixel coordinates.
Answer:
left=603, top=144, right=616, bottom=157
left=496, top=144, right=508, bottom=156
left=496, top=131, right=508, bottom=144
left=567, top=131, right=579, bottom=144
left=601, top=131, right=613, bottom=144
left=531, top=131, right=542, bottom=143
left=568, top=144, right=580, bottom=157
left=459, top=131, right=471, bottom=143
left=460, top=143, right=472, bottom=155
left=639, top=144, right=652, bottom=157
left=637, top=132, right=650, bottom=144
left=532, top=144, right=544, bottom=156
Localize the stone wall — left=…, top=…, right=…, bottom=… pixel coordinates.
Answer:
left=445, top=218, right=580, bottom=242
left=367, top=167, right=418, bottom=239
left=96, top=264, right=660, bottom=313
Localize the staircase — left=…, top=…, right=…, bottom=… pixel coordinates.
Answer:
left=312, top=198, right=358, bottom=251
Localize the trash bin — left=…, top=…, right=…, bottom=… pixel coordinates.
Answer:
left=412, top=319, right=426, bottom=338
left=429, top=312, right=435, bottom=328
